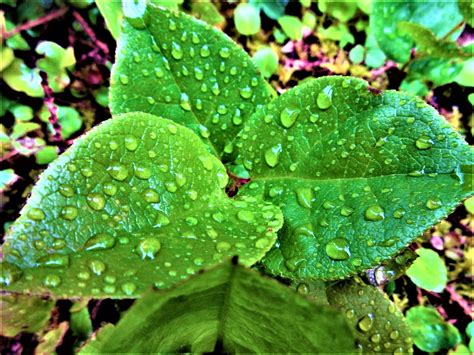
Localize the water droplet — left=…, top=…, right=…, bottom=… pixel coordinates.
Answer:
left=119, top=74, right=129, bottom=85
left=239, top=86, right=252, bottom=99
left=426, top=198, right=442, bottom=210
left=199, top=155, right=214, bottom=171
left=216, top=241, right=231, bottom=252
left=89, top=260, right=106, bottom=275
left=121, top=282, right=137, bottom=296
left=346, top=309, right=355, bottom=319
left=365, top=205, right=385, bottom=221
left=38, top=254, right=70, bottom=268
left=135, top=165, right=151, bottom=179
left=316, top=86, right=333, bottom=110
left=0, top=262, right=23, bottom=286
left=59, top=184, right=75, bottom=197
left=371, top=333, right=381, bottom=343
left=107, top=162, right=129, bottom=181
left=185, top=216, right=198, bottom=226
left=109, top=141, right=119, bottom=150
left=154, top=67, right=164, bottom=78
left=180, top=93, right=191, bottom=111
left=61, top=206, right=78, bottom=220
left=103, top=182, right=117, bottom=196
left=358, top=314, right=374, bottom=332
left=296, top=188, right=314, bottom=209
left=43, top=274, right=61, bottom=288
left=124, top=136, right=138, bottom=151
left=84, top=233, right=116, bottom=251
left=280, top=108, right=299, bottom=128
left=219, top=47, right=231, bottom=58
left=28, top=208, right=45, bottom=221
left=264, top=144, right=282, bottom=167
left=167, top=123, right=178, bottom=134
left=323, top=201, right=336, bottom=209
left=136, top=238, right=161, bottom=260
left=87, top=193, right=106, bottom=211
left=165, top=181, right=177, bottom=192
left=325, top=238, right=351, bottom=260
left=340, top=206, right=354, bottom=216
left=296, top=283, right=309, bottom=294
left=143, top=189, right=160, bottom=203
left=415, top=135, right=434, bottom=150
left=393, top=208, right=405, bottom=219
left=200, top=45, right=210, bottom=57
left=81, top=167, right=93, bottom=177
left=171, top=42, right=183, bottom=60
left=237, top=210, right=254, bottom=222
left=255, top=238, right=271, bottom=249
left=390, top=330, right=399, bottom=340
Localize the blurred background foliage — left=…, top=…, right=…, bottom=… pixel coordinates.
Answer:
left=0, top=0, right=472, bottom=353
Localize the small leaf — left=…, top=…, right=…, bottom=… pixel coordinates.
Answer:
left=0, top=169, right=19, bottom=192
left=0, top=294, right=55, bottom=337
left=1, top=113, right=283, bottom=298
left=234, top=3, right=261, bottom=35
left=79, top=261, right=355, bottom=353
left=36, top=146, right=59, bottom=165
left=349, top=44, right=365, bottom=64
left=406, top=248, right=447, bottom=292
left=2, top=59, right=43, bottom=97
left=70, top=304, right=93, bottom=340
left=327, top=280, right=413, bottom=353
left=36, top=322, right=69, bottom=354
left=278, top=16, right=304, bottom=41
left=250, top=0, right=288, bottom=20
left=110, top=4, right=270, bottom=156
left=318, top=0, right=358, bottom=22
left=371, top=0, right=464, bottom=63
left=235, top=76, right=473, bottom=281
left=406, top=306, right=461, bottom=352
left=252, top=46, right=279, bottom=78
left=0, top=46, right=15, bottom=72
left=96, top=0, right=123, bottom=39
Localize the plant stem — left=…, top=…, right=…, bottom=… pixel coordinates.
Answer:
left=1, top=7, right=68, bottom=40
left=440, top=20, right=465, bottom=42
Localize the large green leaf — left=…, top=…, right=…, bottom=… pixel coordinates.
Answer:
left=0, top=113, right=283, bottom=298
left=80, top=261, right=355, bottom=353
left=0, top=294, right=55, bottom=337
left=370, top=0, right=464, bottom=63
left=327, top=279, right=413, bottom=353
left=235, top=76, right=473, bottom=281
left=110, top=3, right=270, bottom=157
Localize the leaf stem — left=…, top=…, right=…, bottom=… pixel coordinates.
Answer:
left=440, top=20, right=465, bottom=42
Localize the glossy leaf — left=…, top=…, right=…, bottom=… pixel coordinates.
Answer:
left=318, top=0, right=358, bottom=22
left=190, top=0, right=225, bottom=27
left=406, top=248, right=447, bottom=292
left=235, top=76, right=473, bottom=281
left=406, top=306, right=461, bottom=352
left=0, top=294, right=54, bottom=337
left=234, top=3, right=261, bottom=36
left=1, top=113, right=283, bottom=298
left=2, top=58, right=43, bottom=97
left=327, top=280, right=413, bottom=353
left=252, top=47, right=279, bottom=78
left=278, top=16, right=304, bottom=41
left=96, top=0, right=123, bottom=39
left=371, top=0, right=464, bottom=63
left=111, top=4, right=270, bottom=156
left=79, top=261, right=355, bottom=353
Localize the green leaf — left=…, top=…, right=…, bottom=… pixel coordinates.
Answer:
left=400, top=79, right=429, bottom=97
left=250, top=0, right=288, bottom=20
left=349, top=44, right=365, bottom=64
left=0, top=46, right=15, bottom=72
left=234, top=3, right=261, bottom=36
left=36, top=41, right=75, bottom=93
left=70, top=304, right=93, bottom=340
left=406, top=306, right=461, bottom=352
left=36, top=146, right=59, bottom=165
left=96, top=0, right=123, bottom=39
left=364, top=33, right=386, bottom=68
left=36, top=322, right=69, bottom=354
left=465, top=196, right=474, bottom=214
left=234, top=76, right=473, bottom=281
left=406, top=57, right=464, bottom=87
left=39, top=105, right=83, bottom=139
left=0, top=169, right=18, bottom=192
left=318, top=0, right=358, bottom=22
left=1, top=113, right=283, bottom=298
left=454, top=57, right=474, bottom=87
left=406, top=248, right=447, bottom=292
left=79, top=261, right=355, bottom=353
left=2, top=58, right=43, bottom=97
left=5, top=20, right=30, bottom=50
left=371, top=0, right=464, bottom=63
left=458, top=0, right=474, bottom=26
left=0, top=294, right=55, bottom=337
left=190, top=0, right=225, bottom=27
left=327, top=279, right=413, bottom=353
left=319, top=23, right=355, bottom=48
left=278, top=16, right=304, bottom=41
left=252, top=46, right=279, bottom=78
left=110, top=4, right=270, bottom=156
left=398, top=22, right=472, bottom=59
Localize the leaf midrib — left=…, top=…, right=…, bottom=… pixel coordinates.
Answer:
left=215, top=262, right=238, bottom=351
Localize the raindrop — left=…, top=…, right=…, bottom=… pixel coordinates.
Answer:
left=136, top=238, right=161, bottom=260
left=103, top=182, right=117, bottom=196
left=340, top=206, right=354, bottom=216
left=426, top=198, right=442, bottom=210
left=239, top=86, right=252, bottom=99
left=415, top=136, right=434, bottom=150
left=264, top=144, right=282, bottom=167
left=216, top=241, right=231, bottom=252
left=28, top=208, right=45, bottom=221
left=325, top=238, right=351, bottom=260
left=200, top=45, right=210, bottom=57
left=121, top=282, right=137, bottom=296
left=135, top=165, right=152, bottom=179
left=180, top=93, right=191, bottom=111
left=316, top=86, right=333, bottom=110
left=84, top=233, right=116, bottom=251
left=87, top=193, right=106, bottom=211
left=59, top=184, right=75, bottom=197
left=143, top=189, right=160, bottom=203
left=171, top=42, right=183, bottom=60
left=124, top=136, right=139, bottom=151
left=364, top=205, right=385, bottom=221
left=358, top=314, right=374, bottom=332
left=61, top=206, right=78, bottom=220
left=237, top=210, right=254, bottom=222
left=38, top=254, right=70, bottom=268
left=89, top=260, right=106, bottom=275
left=393, top=208, right=405, bottom=219
left=0, top=263, right=23, bottom=286
left=43, top=274, right=61, bottom=288
left=296, top=188, right=314, bottom=209
left=280, top=108, right=299, bottom=128
left=219, top=47, right=231, bottom=58
left=107, top=162, right=129, bottom=181
left=119, top=74, right=129, bottom=85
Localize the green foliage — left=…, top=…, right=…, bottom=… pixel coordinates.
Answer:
left=327, top=280, right=413, bottom=353
left=458, top=0, right=474, bottom=26
left=249, top=0, right=288, bottom=20
left=371, top=0, right=464, bottom=63
left=0, top=169, right=18, bottom=192
left=95, top=0, right=123, bottom=39
left=111, top=3, right=270, bottom=156
left=234, top=3, right=261, bottom=35
left=36, top=146, right=59, bottom=165
left=2, top=59, right=43, bottom=97
left=278, top=15, right=304, bottom=41
left=349, top=44, right=365, bottom=64
left=190, top=0, right=225, bottom=26
left=1, top=113, right=282, bottom=298
left=318, top=0, right=359, bottom=22
left=319, top=22, right=354, bottom=48
left=406, top=306, right=462, bottom=352
left=79, top=261, right=355, bottom=353
left=0, top=294, right=55, bottom=337
left=406, top=248, right=447, bottom=292
left=252, top=47, right=279, bottom=78
left=234, top=76, right=473, bottom=281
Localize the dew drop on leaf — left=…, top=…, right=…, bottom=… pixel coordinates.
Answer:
left=107, top=163, right=129, bottom=181
left=280, top=107, right=299, bottom=128
left=239, top=86, right=252, bottom=99
left=216, top=241, right=232, bottom=252
left=364, top=205, right=385, bottom=221
left=134, top=165, right=152, bottom=179
left=295, top=187, right=314, bottom=209
left=121, top=282, right=137, bottom=296
left=316, top=86, right=333, bottom=110
left=84, top=233, right=116, bottom=251
left=86, top=193, right=106, bottom=211
left=358, top=313, right=375, bottom=332
left=61, top=206, right=78, bottom=221
left=124, top=136, right=139, bottom=151
left=59, top=184, right=75, bottom=197
left=171, top=42, right=183, bottom=60
left=136, top=237, right=161, bottom=260
left=415, top=136, right=434, bottom=150
left=103, top=182, right=118, bottom=196
left=264, top=144, right=282, bottom=167
left=143, top=189, right=160, bottom=203
left=325, top=238, right=351, bottom=260
left=37, top=254, right=70, bottom=268
left=0, top=263, right=22, bottom=286
left=237, top=210, right=254, bottom=222
left=426, top=198, right=442, bottom=210
left=27, top=208, right=45, bottom=221
left=43, top=274, right=61, bottom=288
left=89, top=260, right=106, bottom=275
